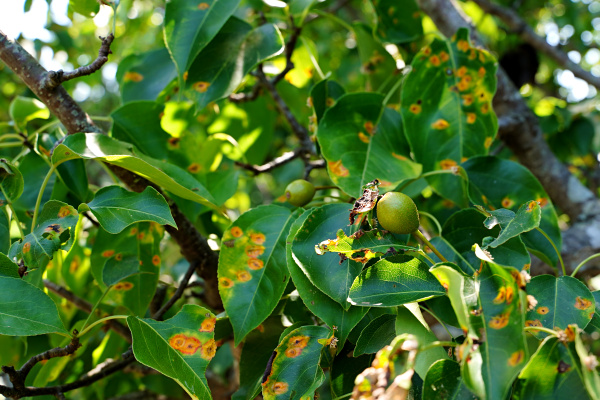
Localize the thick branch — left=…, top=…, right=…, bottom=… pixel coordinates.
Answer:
left=0, top=30, right=99, bottom=135
left=416, top=0, right=600, bottom=275
left=45, top=34, right=114, bottom=89
left=43, top=279, right=132, bottom=342
left=471, top=0, right=600, bottom=90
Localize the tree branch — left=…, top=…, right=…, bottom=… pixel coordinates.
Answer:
left=416, top=0, right=600, bottom=276
left=471, top=0, right=600, bottom=90
left=43, top=279, right=132, bottom=342
left=235, top=149, right=302, bottom=175
left=45, top=34, right=114, bottom=89
left=152, top=260, right=199, bottom=320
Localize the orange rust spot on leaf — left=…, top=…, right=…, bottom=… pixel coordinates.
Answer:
left=114, top=282, right=134, bottom=291
left=325, top=97, right=335, bottom=107
left=422, top=47, right=431, bottom=56
left=180, top=336, right=201, bottom=355
left=168, top=137, right=180, bottom=148
left=536, top=197, right=548, bottom=208
left=526, top=201, right=537, bottom=212
left=466, top=113, right=476, bottom=124
left=231, top=226, right=243, bottom=237
left=508, top=350, right=525, bottom=366
left=392, top=152, right=408, bottom=161
left=501, top=197, right=515, bottom=208
left=478, top=67, right=486, bottom=78
left=267, top=381, right=289, bottom=395
left=358, top=132, right=370, bottom=143
left=439, top=51, right=449, bottom=62
left=328, top=160, right=349, bottom=177
left=489, top=312, right=510, bottom=329
left=537, top=306, right=549, bottom=315
left=115, top=253, right=123, bottom=261
left=102, top=250, right=115, bottom=258
left=247, top=258, right=264, bottom=270
left=484, top=137, right=493, bottom=149
left=565, top=325, right=576, bottom=342
left=169, top=334, right=187, bottom=350
left=575, top=296, right=593, bottom=310
left=187, top=163, right=201, bottom=173
left=237, top=270, right=251, bottom=282
left=152, top=255, right=161, bottom=266
left=364, top=121, right=375, bottom=135
left=493, top=287, right=506, bottom=304
left=250, top=233, right=265, bottom=245
left=456, top=66, right=467, bottom=77
left=481, top=103, right=490, bottom=114
left=431, top=119, right=450, bottom=129
left=409, top=104, right=422, bottom=114
left=440, top=159, right=457, bottom=170
left=457, top=40, right=469, bottom=51
left=285, top=346, right=303, bottom=358
left=505, top=286, right=514, bottom=304
left=192, top=81, right=210, bottom=93
left=429, top=55, right=440, bottom=66
left=198, top=2, right=209, bottom=10
left=70, top=256, right=80, bottom=273
left=124, top=71, right=143, bottom=82
left=201, top=339, right=217, bottom=359
left=288, top=335, right=309, bottom=349
left=245, top=245, right=265, bottom=258
left=58, top=206, right=73, bottom=218
left=461, top=94, right=474, bottom=106
left=219, top=277, right=234, bottom=288
left=525, top=319, right=542, bottom=327
left=129, top=227, right=138, bottom=236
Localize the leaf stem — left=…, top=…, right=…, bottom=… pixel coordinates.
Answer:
left=313, top=10, right=354, bottom=33
left=570, top=253, right=600, bottom=277
left=79, top=288, right=110, bottom=334
left=0, top=187, right=24, bottom=239
left=419, top=341, right=458, bottom=352
left=418, top=211, right=442, bottom=236
left=419, top=305, right=454, bottom=339
left=535, top=227, right=565, bottom=276
left=0, top=133, right=24, bottom=142
left=0, top=142, right=24, bottom=148
left=78, top=315, right=128, bottom=338
left=524, top=326, right=559, bottom=337
left=412, top=230, right=448, bottom=263
left=31, top=164, right=56, bottom=231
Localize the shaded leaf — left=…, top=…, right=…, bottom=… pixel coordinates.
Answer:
left=353, top=23, right=398, bottom=92
left=185, top=17, right=284, bottom=110
left=0, top=276, right=68, bottom=336
left=423, top=359, right=477, bottom=400
left=584, top=291, right=600, bottom=335
left=128, top=305, right=217, bottom=399
left=317, top=92, right=421, bottom=197
left=218, top=205, right=294, bottom=345
left=117, top=48, right=177, bottom=103
left=525, top=275, right=595, bottom=339
left=0, top=159, right=24, bottom=202
left=349, top=255, right=445, bottom=307
left=0, top=253, right=19, bottom=278
left=309, top=79, right=345, bottom=123
left=354, top=314, right=396, bottom=356
left=372, top=0, right=423, bottom=43
left=81, top=186, right=176, bottom=234
left=102, top=254, right=145, bottom=287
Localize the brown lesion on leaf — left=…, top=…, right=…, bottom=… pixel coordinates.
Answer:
left=349, top=179, right=380, bottom=225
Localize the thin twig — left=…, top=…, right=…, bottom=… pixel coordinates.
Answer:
left=471, top=0, right=600, bottom=90
left=152, top=260, right=199, bottom=320
left=228, top=83, right=262, bottom=103
left=45, top=34, right=115, bottom=89
left=235, top=149, right=302, bottom=175
left=272, top=18, right=302, bottom=86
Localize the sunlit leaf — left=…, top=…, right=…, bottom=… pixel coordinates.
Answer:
left=0, top=159, right=24, bottom=202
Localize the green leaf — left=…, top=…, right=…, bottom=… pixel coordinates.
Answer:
left=515, top=336, right=591, bottom=400
left=117, top=48, right=177, bottom=103
left=0, top=159, right=24, bottom=202
left=128, top=304, right=216, bottom=399
left=309, top=79, right=345, bottom=123
left=102, top=254, right=145, bottom=287
left=585, top=291, right=600, bottom=335
left=68, top=0, right=99, bottom=17
left=574, top=328, right=600, bottom=400
left=185, top=17, right=284, bottom=110
left=353, top=23, right=399, bottom=93
left=56, top=159, right=89, bottom=203
left=0, top=253, right=20, bottom=278
left=0, top=212, right=9, bottom=254
left=51, top=133, right=219, bottom=211
left=372, top=0, right=423, bottom=43
left=218, top=205, right=295, bottom=345
left=429, top=236, right=476, bottom=274
left=12, top=153, right=55, bottom=222
left=164, top=0, right=241, bottom=82
left=261, top=325, right=331, bottom=400
left=331, top=343, right=373, bottom=398
left=82, top=186, right=176, bottom=234
left=429, top=263, right=475, bottom=333
left=354, top=314, right=396, bottom=356
left=315, top=228, right=412, bottom=262
left=0, top=276, right=68, bottom=336
left=525, top=275, right=595, bottom=339
left=287, top=209, right=368, bottom=347
left=9, top=96, right=50, bottom=131
left=401, top=28, right=497, bottom=205
left=291, top=204, right=362, bottom=306
left=463, top=156, right=562, bottom=267
left=484, top=200, right=541, bottom=248
left=9, top=201, right=79, bottom=270
left=317, top=92, right=421, bottom=197
left=423, top=359, right=477, bottom=400
left=232, top=316, right=285, bottom=400
left=348, top=255, right=445, bottom=307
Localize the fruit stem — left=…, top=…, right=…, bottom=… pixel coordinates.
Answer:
left=412, top=230, right=448, bottom=263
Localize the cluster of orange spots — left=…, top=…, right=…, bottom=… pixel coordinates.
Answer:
left=102, top=250, right=115, bottom=258
left=484, top=137, right=493, bottom=149
left=167, top=137, right=180, bottom=149
left=457, top=39, right=470, bottom=52
left=431, top=119, right=449, bottom=130
left=231, top=226, right=243, bottom=238
left=187, top=163, right=201, bottom=173
left=251, top=233, right=266, bottom=245
left=152, top=255, right=161, bottom=266
left=536, top=306, right=549, bottom=315
left=285, top=335, right=309, bottom=358
left=219, top=277, right=234, bottom=289
left=536, top=197, right=548, bottom=208
left=488, top=312, right=510, bottom=329
left=199, top=317, right=216, bottom=333
left=58, top=206, right=74, bottom=218
left=526, top=200, right=538, bottom=212
left=124, top=71, right=144, bottom=82
left=358, top=132, right=370, bottom=144
left=508, top=350, right=525, bottom=367
left=192, top=81, right=210, bottom=93
left=456, top=66, right=467, bottom=77
left=201, top=339, right=217, bottom=359
left=169, top=334, right=201, bottom=355
left=328, top=160, right=349, bottom=177
left=409, top=104, right=422, bottom=114
left=440, top=159, right=457, bottom=170
left=493, top=286, right=514, bottom=304
left=439, top=51, right=449, bottom=62
left=525, top=319, right=542, bottom=327
left=458, top=75, right=473, bottom=91
left=247, top=258, right=264, bottom=270
left=575, top=296, right=593, bottom=310
left=501, top=197, right=515, bottom=208
left=466, top=113, right=476, bottom=124
left=113, top=281, right=134, bottom=291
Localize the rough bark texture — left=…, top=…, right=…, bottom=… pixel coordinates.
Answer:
left=416, top=0, right=600, bottom=275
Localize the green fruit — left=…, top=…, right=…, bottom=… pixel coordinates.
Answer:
left=376, top=192, right=420, bottom=234
left=285, top=180, right=316, bottom=207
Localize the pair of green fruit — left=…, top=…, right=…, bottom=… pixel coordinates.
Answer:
left=284, top=180, right=419, bottom=234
